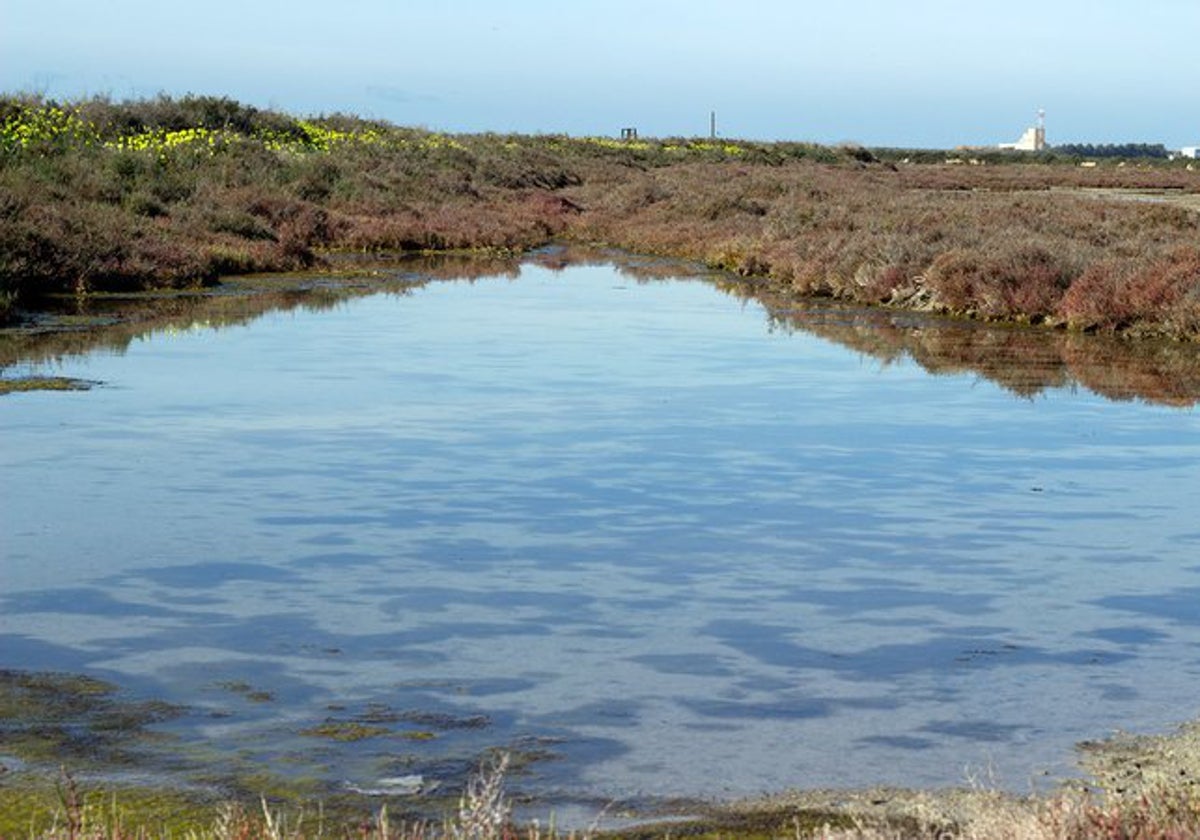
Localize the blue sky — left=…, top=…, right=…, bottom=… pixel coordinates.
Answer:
left=3, top=0, right=1198, bottom=149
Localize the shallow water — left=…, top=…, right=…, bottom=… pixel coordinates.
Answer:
left=3, top=254, right=1200, bottom=811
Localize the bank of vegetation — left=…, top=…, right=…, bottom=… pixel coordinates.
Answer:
left=3, top=93, right=1200, bottom=339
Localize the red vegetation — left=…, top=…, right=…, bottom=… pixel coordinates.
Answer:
left=3, top=95, right=1200, bottom=339
left=1059, top=248, right=1200, bottom=336
left=566, top=161, right=1200, bottom=339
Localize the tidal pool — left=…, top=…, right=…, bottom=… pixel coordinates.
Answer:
left=2, top=251, right=1199, bottom=814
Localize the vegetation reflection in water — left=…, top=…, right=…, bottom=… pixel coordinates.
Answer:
left=4, top=246, right=1200, bottom=407
left=1, top=247, right=1199, bottom=830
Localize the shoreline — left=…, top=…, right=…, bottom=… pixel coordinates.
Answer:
left=2, top=664, right=1198, bottom=837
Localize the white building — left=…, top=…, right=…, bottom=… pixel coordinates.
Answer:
left=999, top=109, right=1047, bottom=152
left=1181, top=147, right=1200, bottom=159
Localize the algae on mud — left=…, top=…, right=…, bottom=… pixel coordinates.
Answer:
left=0, top=670, right=182, bottom=768
left=299, top=722, right=395, bottom=742
left=0, top=669, right=510, bottom=834
left=0, top=376, right=96, bottom=395
left=5, top=667, right=1200, bottom=837
left=0, top=671, right=202, bottom=837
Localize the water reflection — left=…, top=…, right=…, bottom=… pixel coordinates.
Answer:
left=4, top=245, right=1199, bottom=408
left=751, top=291, right=1200, bottom=407
left=1, top=247, right=1199, bottom=813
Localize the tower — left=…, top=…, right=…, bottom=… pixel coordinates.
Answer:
left=999, top=108, right=1047, bottom=152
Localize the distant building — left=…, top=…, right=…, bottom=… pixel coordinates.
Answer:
left=1000, top=109, right=1047, bottom=152
left=1181, top=146, right=1200, bottom=159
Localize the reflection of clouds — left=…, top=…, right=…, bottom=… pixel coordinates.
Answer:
left=130, top=561, right=302, bottom=589
left=680, top=696, right=836, bottom=720
left=701, top=619, right=1132, bottom=680
left=773, top=584, right=996, bottom=617
left=5, top=256, right=1198, bottom=803
left=1082, top=626, right=1170, bottom=647
left=3, top=586, right=184, bottom=619
left=1097, top=587, right=1200, bottom=626
left=532, top=698, right=643, bottom=728
left=379, top=585, right=597, bottom=617
left=858, top=734, right=937, bottom=750
left=920, top=719, right=1030, bottom=743
left=631, top=653, right=738, bottom=677
left=289, top=551, right=388, bottom=569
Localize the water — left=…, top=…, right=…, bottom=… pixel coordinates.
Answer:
left=3, top=254, right=1199, bottom=811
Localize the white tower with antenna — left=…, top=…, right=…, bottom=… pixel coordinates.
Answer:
left=1000, top=108, right=1047, bottom=151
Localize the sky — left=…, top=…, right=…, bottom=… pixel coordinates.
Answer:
left=3, top=0, right=1198, bottom=149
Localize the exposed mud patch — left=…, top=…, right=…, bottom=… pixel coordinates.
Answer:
left=0, top=376, right=97, bottom=394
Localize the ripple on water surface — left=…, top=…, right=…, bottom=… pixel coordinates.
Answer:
left=2, top=253, right=1199, bottom=808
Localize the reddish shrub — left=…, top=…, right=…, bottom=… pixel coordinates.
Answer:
left=996, top=243, right=1074, bottom=318
left=863, top=264, right=911, bottom=303
left=923, top=249, right=989, bottom=312
left=1057, top=261, right=1134, bottom=332
left=1061, top=248, right=1200, bottom=338
left=924, top=244, right=1071, bottom=320
left=1131, top=248, right=1200, bottom=338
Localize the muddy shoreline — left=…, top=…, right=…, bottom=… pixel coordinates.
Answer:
left=2, top=665, right=1198, bottom=836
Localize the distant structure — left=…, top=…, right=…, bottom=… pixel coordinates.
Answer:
left=1000, top=109, right=1047, bottom=151
left=1181, top=146, right=1200, bottom=159
left=620, top=127, right=638, bottom=140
